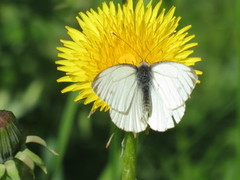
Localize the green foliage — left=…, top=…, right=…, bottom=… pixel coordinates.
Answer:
left=0, top=0, right=237, bottom=179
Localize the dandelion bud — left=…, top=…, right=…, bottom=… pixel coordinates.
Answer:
left=0, top=110, right=24, bottom=163
left=0, top=110, right=57, bottom=180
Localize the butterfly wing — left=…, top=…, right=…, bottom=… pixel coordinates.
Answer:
left=148, top=61, right=198, bottom=131
left=92, top=65, right=148, bottom=132
left=110, top=85, right=148, bottom=132
left=92, top=65, right=137, bottom=112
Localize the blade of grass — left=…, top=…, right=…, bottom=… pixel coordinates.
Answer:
left=51, top=93, right=79, bottom=180
left=236, top=0, right=240, bottom=178
left=98, top=126, right=122, bottom=180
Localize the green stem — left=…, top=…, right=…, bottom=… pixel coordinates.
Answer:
left=121, top=132, right=137, bottom=180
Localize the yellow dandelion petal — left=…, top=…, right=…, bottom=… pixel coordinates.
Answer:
left=57, top=76, right=72, bottom=82
left=195, top=70, right=203, bottom=75
left=56, top=60, right=74, bottom=66
left=56, top=0, right=202, bottom=113
left=181, top=43, right=198, bottom=52
left=66, top=27, right=86, bottom=44
left=176, top=25, right=192, bottom=35
left=61, top=84, right=79, bottom=93
left=144, top=1, right=152, bottom=23
left=175, top=50, right=194, bottom=59
left=150, top=0, right=162, bottom=21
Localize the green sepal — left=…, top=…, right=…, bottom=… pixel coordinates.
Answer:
left=4, top=160, right=20, bottom=180
left=15, top=151, right=35, bottom=172
left=0, top=164, right=6, bottom=178
left=26, top=136, right=58, bottom=156
left=22, top=148, right=47, bottom=174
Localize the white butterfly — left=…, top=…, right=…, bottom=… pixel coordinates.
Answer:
left=92, top=61, right=198, bottom=133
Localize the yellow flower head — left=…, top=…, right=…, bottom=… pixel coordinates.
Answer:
left=56, top=0, right=201, bottom=112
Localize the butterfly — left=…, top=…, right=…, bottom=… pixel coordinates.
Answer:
left=92, top=61, right=198, bottom=133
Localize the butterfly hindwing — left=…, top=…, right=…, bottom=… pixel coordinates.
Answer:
left=110, top=85, right=148, bottom=132
left=148, top=83, right=175, bottom=131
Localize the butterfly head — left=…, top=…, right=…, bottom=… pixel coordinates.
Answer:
left=138, top=61, right=149, bottom=67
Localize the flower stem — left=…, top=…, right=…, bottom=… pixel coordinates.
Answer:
left=122, top=132, right=137, bottom=180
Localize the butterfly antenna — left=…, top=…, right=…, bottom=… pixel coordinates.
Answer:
left=144, top=30, right=177, bottom=60
left=144, top=41, right=160, bottom=60
left=110, top=31, right=144, bottom=62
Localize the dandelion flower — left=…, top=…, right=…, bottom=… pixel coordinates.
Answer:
left=56, top=0, right=202, bottom=132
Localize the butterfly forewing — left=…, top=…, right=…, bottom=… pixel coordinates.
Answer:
left=92, top=65, right=137, bottom=112
left=151, top=62, right=198, bottom=109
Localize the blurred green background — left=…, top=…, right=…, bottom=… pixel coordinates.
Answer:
left=0, top=0, right=237, bottom=179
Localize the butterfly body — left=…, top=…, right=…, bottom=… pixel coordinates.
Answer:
left=136, top=62, right=152, bottom=118
left=92, top=61, right=198, bottom=133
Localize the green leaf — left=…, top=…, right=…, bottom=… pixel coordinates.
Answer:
left=22, top=149, right=47, bottom=174
left=0, top=164, right=6, bottom=178
left=4, top=160, right=20, bottom=180
left=25, top=136, right=58, bottom=156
